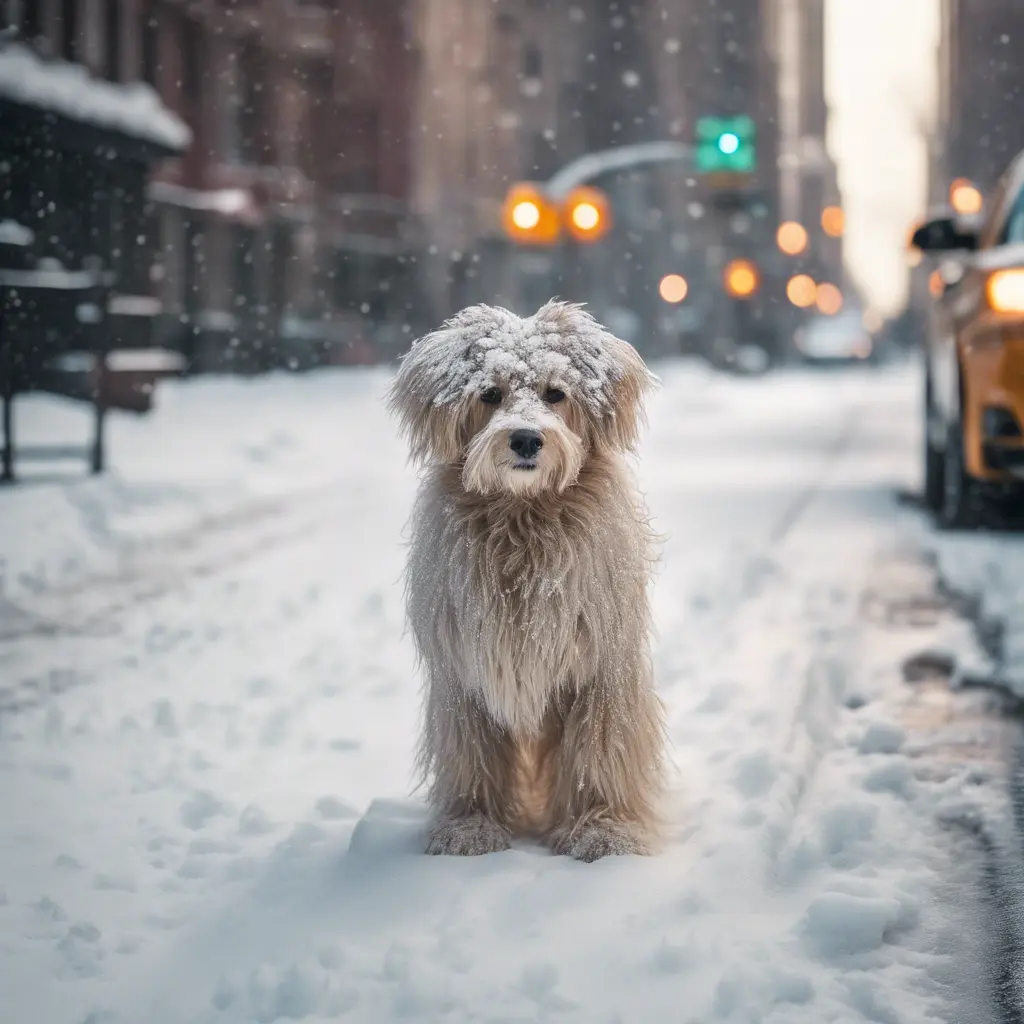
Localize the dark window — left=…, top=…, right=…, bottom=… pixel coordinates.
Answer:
left=239, top=40, right=270, bottom=165
left=181, top=17, right=202, bottom=123
left=269, top=223, right=290, bottom=316
left=1002, top=185, right=1024, bottom=245
left=21, top=0, right=42, bottom=40
left=61, top=0, right=79, bottom=62
left=323, top=106, right=378, bottom=193
left=141, top=4, right=158, bottom=86
left=221, top=52, right=242, bottom=163
left=105, top=0, right=122, bottom=81
left=522, top=43, right=542, bottom=79
left=183, top=219, right=204, bottom=317
left=232, top=225, right=257, bottom=313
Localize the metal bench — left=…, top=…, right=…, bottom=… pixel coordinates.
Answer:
left=0, top=268, right=185, bottom=484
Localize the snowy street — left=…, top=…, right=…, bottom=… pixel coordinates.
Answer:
left=2, top=360, right=1023, bottom=1024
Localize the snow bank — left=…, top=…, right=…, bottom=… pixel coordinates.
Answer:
left=0, top=42, right=191, bottom=151
left=927, top=531, right=1024, bottom=694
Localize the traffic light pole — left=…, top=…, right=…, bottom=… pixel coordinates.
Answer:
left=544, top=141, right=694, bottom=201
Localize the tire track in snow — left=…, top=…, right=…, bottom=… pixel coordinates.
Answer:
left=769, top=404, right=862, bottom=544
left=0, top=479, right=371, bottom=643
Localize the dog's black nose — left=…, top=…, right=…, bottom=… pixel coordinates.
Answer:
left=509, top=429, right=544, bottom=459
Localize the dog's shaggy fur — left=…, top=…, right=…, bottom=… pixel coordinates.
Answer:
left=388, top=300, right=665, bottom=861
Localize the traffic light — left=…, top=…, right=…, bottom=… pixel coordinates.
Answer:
left=501, top=183, right=561, bottom=245
left=723, top=259, right=760, bottom=299
left=563, top=185, right=612, bottom=243
left=696, top=116, right=756, bottom=174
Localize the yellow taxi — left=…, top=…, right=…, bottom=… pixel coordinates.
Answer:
left=912, top=154, right=1024, bottom=526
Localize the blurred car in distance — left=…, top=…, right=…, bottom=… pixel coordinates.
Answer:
left=912, top=151, right=1024, bottom=527
left=793, top=313, right=876, bottom=365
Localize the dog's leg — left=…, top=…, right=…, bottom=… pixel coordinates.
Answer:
left=544, top=675, right=664, bottom=862
left=420, top=678, right=518, bottom=856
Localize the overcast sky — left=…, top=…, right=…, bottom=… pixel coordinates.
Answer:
left=826, top=0, right=940, bottom=316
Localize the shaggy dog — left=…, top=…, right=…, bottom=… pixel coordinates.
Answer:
left=388, top=299, right=664, bottom=862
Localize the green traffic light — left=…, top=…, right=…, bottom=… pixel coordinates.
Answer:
left=696, top=115, right=756, bottom=173
left=717, top=132, right=740, bottom=155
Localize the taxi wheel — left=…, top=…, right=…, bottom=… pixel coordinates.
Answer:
left=939, top=417, right=984, bottom=529
left=923, top=381, right=945, bottom=511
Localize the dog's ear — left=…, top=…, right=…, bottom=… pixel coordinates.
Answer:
left=387, top=322, right=469, bottom=464
left=602, top=334, right=659, bottom=452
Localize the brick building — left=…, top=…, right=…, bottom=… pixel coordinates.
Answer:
left=143, top=0, right=422, bottom=370
left=5, top=0, right=423, bottom=372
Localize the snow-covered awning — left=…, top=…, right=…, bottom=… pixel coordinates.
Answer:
left=0, top=42, right=191, bottom=153
left=0, top=219, right=34, bottom=246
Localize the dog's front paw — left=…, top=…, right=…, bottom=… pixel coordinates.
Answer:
left=426, top=813, right=512, bottom=856
left=550, top=819, right=650, bottom=862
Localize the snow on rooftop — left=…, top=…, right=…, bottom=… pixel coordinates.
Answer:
left=0, top=41, right=191, bottom=152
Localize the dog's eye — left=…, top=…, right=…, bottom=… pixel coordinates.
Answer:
left=480, top=387, right=502, bottom=405
left=544, top=388, right=566, bottom=404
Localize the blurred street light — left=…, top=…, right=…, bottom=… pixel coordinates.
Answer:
left=777, top=221, right=809, bottom=256
left=563, top=185, right=612, bottom=243
left=501, top=183, right=561, bottom=245
left=821, top=206, right=845, bottom=238
left=659, top=274, right=689, bottom=303
left=949, top=177, right=983, bottom=216
left=815, top=282, right=843, bottom=314
left=786, top=273, right=817, bottom=308
left=723, top=259, right=760, bottom=299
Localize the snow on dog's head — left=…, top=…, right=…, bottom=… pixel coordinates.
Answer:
left=388, top=300, right=657, bottom=496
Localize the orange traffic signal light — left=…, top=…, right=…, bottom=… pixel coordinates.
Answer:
left=786, top=274, right=816, bottom=308
left=723, top=259, right=759, bottom=298
left=563, top=185, right=612, bottom=243
left=821, top=206, right=845, bottom=238
left=501, top=183, right=561, bottom=245
left=776, top=221, right=808, bottom=256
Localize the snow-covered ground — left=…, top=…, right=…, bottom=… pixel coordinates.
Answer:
left=0, top=359, right=1016, bottom=1023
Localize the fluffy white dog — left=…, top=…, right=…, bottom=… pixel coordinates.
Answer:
left=388, top=300, right=664, bottom=862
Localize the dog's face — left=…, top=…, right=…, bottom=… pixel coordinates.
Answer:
left=388, top=300, right=656, bottom=496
